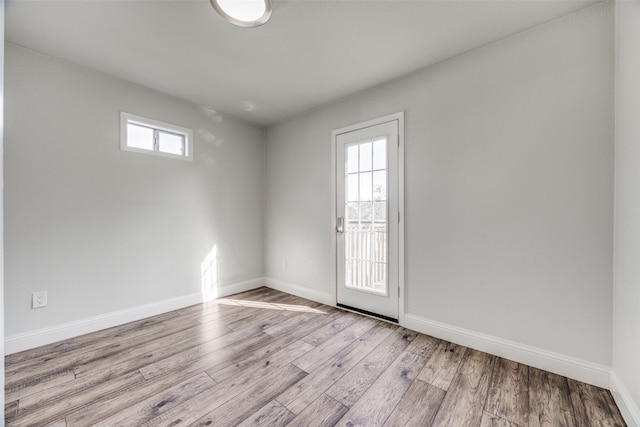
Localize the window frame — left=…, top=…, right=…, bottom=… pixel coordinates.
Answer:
left=120, top=112, right=194, bottom=161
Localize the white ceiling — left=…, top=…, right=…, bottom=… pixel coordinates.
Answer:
left=6, top=0, right=599, bottom=127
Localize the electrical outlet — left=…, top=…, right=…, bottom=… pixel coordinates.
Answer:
left=282, top=259, right=288, bottom=270
left=32, top=291, right=48, bottom=309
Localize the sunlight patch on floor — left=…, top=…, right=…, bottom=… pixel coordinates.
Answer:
left=216, top=298, right=327, bottom=314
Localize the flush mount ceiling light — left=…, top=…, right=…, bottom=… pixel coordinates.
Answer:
left=210, top=0, right=272, bottom=28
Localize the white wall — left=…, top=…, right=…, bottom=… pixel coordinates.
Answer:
left=4, top=45, right=264, bottom=338
left=613, top=1, right=640, bottom=424
left=265, top=2, right=614, bottom=368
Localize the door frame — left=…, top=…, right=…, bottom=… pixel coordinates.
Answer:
left=331, top=112, right=405, bottom=324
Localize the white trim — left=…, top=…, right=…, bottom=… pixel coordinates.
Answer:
left=331, top=121, right=337, bottom=305
left=215, top=277, right=265, bottom=298
left=611, top=370, right=640, bottom=427
left=6, top=293, right=198, bottom=355
left=264, top=277, right=334, bottom=306
left=5, top=278, right=264, bottom=355
left=403, top=313, right=611, bottom=388
left=397, top=113, right=405, bottom=325
left=332, top=112, right=405, bottom=137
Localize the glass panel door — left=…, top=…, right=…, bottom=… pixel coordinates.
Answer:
left=336, top=118, right=400, bottom=321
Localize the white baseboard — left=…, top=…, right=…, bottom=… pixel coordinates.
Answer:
left=215, top=277, right=265, bottom=298
left=264, top=277, right=334, bottom=306
left=611, top=369, right=640, bottom=427
left=5, top=278, right=264, bottom=355
left=403, top=313, right=611, bottom=389
left=258, top=281, right=612, bottom=391
left=8, top=277, right=635, bottom=426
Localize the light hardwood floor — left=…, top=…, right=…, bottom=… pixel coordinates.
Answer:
left=5, top=287, right=626, bottom=426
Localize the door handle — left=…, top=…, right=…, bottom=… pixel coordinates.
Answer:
left=336, top=217, right=344, bottom=234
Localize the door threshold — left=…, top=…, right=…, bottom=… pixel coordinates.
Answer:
left=337, top=303, right=398, bottom=324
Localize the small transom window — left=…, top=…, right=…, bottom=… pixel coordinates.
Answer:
left=120, top=112, right=193, bottom=161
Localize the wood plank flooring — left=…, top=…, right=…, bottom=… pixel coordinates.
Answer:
left=4, top=287, right=626, bottom=426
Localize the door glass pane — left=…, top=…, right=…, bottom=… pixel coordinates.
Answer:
left=359, top=172, right=372, bottom=201
left=347, top=174, right=359, bottom=202
left=360, top=202, right=373, bottom=222
left=372, top=138, right=386, bottom=170
left=359, top=141, right=372, bottom=172
left=374, top=201, right=386, bottom=222
left=343, top=136, right=388, bottom=295
left=346, top=202, right=359, bottom=223
left=373, top=170, right=386, bottom=201
left=346, top=259, right=355, bottom=288
left=347, top=145, right=359, bottom=173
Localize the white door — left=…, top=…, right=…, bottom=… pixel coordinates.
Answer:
left=336, top=119, right=399, bottom=321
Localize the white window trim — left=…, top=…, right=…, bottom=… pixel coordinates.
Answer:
left=120, top=112, right=194, bottom=161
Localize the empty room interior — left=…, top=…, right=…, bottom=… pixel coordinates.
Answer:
left=1, top=0, right=640, bottom=425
